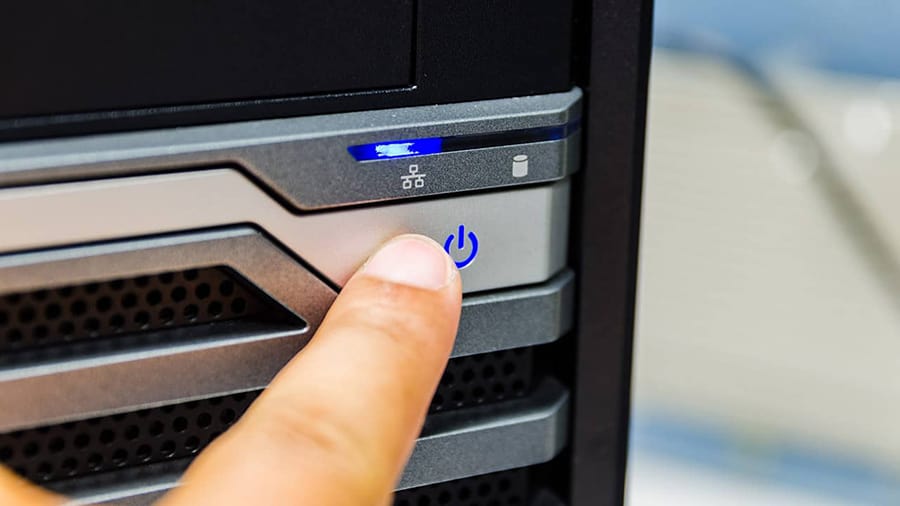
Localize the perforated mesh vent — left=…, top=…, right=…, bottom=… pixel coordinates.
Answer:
left=394, top=468, right=529, bottom=506
left=430, top=348, right=533, bottom=413
left=0, top=348, right=534, bottom=486
left=0, top=267, right=279, bottom=360
left=0, top=392, right=258, bottom=484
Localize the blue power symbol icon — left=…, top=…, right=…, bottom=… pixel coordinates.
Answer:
left=443, top=225, right=479, bottom=269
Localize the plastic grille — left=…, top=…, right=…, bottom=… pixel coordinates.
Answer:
left=430, top=348, right=533, bottom=413
left=0, top=267, right=273, bottom=358
left=394, top=467, right=529, bottom=506
left=0, top=348, right=534, bottom=486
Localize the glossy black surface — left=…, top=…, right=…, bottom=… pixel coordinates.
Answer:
left=2, top=1, right=415, bottom=119
left=0, top=1, right=573, bottom=142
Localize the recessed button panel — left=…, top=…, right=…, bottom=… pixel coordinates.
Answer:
left=0, top=170, right=570, bottom=293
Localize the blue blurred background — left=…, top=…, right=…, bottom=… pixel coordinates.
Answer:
left=655, top=0, right=900, bottom=77
left=629, top=2, right=900, bottom=505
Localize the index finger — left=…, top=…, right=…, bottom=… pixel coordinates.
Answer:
left=158, top=235, right=462, bottom=506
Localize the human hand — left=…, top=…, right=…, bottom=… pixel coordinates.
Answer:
left=0, top=235, right=462, bottom=506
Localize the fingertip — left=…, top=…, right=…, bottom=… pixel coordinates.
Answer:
left=360, top=234, right=458, bottom=291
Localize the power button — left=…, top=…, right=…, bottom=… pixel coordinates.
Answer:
left=443, top=225, right=479, bottom=269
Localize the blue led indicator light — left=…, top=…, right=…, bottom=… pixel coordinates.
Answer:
left=347, top=120, right=581, bottom=162
left=443, top=225, right=479, bottom=269
left=347, top=137, right=443, bottom=161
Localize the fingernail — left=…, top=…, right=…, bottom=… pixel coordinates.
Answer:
left=363, top=235, right=455, bottom=290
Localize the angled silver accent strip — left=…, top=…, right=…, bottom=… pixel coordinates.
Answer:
left=0, top=88, right=581, bottom=210
left=455, top=269, right=574, bottom=357
left=0, top=228, right=336, bottom=432
left=398, top=379, right=569, bottom=489
left=0, top=170, right=570, bottom=292
left=71, top=380, right=569, bottom=505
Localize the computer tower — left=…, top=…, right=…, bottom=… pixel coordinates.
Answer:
left=0, top=1, right=651, bottom=504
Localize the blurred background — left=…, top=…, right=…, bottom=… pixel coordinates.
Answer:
left=627, top=1, right=900, bottom=504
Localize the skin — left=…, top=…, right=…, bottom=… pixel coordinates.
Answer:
left=0, top=235, right=462, bottom=506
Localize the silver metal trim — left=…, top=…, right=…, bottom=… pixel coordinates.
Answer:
left=0, top=170, right=570, bottom=293
left=70, top=380, right=569, bottom=505
left=0, top=89, right=582, bottom=210
left=0, top=228, right=336, bottom=432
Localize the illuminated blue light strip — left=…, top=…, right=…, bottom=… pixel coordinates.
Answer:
left=347, top=137, right=443, bottom=161
left=346, top=120, right=581, bottom=162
